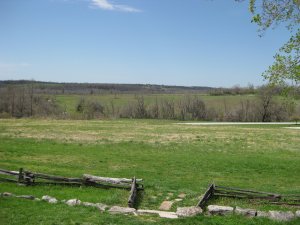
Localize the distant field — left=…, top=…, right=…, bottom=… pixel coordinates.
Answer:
left=54, top=94, right=258, bottom=115
left=0, top=119, right=300, bottom=224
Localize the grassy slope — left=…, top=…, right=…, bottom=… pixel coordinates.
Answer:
left=0, top=119, right=299, bottom=225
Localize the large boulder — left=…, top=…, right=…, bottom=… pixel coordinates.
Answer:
left=268, top=211, right=294, bottom=222
left=109, top=206, right=136, bottom=215
left=176, top=206, right=203, bottom=217
left=235, top=206, right=257, bottom=217
left=207, top=205, right=234, bottom=216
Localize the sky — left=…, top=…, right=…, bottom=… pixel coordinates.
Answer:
left=0, top=0, right=291, bottom=87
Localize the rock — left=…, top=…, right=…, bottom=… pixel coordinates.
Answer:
left=295, top=210, right=300, bottom=218
left=176, top=206, right=203, bottom=217
left=82, top=202, right=96, bottom=207
left=66, top=199, right=81, bottom=206
left=268, top=211, right=294, bottom=222
left=137, top=209, right=162, bottom=215
left=235, top=206, right=257, bottom=217
left=175, top=198, right=182, bottom=202
left=137, top=209, right=178, bottom=218
left=2, top=192, right=13, bottom=197
left=48, top=198, right=58, bottom=204
left=158, top=211, right=178, bottom=219
left=207, top=205, right=234, bottom=216
left=82, top=202, right=107, bottom=211
left=42, top=195, right=58, bottom=204
left=256, top=211, right=268, bottom=218
left=159, top=201, right=174, bottom=211
left=109, top=206, right=136, bottom=215
left=96, top=203, right=108, bottom=211
left=16, top=195, right=35, bottom=200
left=178, top=193, right=186, bottom=199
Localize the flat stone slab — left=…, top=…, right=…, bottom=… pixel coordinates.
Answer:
left=256, top=211, right=269, bottom=218
left=269, top=211, right=294, bottom=221
left=137, top=209, right=178, bottom=219
left=235, top=206, right=257, bottom=217
left=207, top=205, right=234, bottom=215
left=178, top=193, right=186, bottom=199
left=109, top=206, right=136, bottom=215
left=176, top=206, right=203, bottom=217
left=159, top=201, right=173, bottom=211
left=158, top=211, right=178, bottom=219
left=1, top=192, right=14, bottom=197
left=95, top=203, right=108, bottom=211
left=66, top=199, right=81, bottom=206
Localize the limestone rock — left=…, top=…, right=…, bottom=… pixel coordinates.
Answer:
left=295, top=210, right=300, bottom=218
left=82, top=202, right=96, bottom=207
left=2, top=192, right=13, bottom=197
left=137, top=209, right=178, bottom=218
left=137, top=209, right=161, bottom=215
left=66, top=199, right=81, bottom=206
left=16, top=195, right=35, bottom=200
left=159, top=201, right=173, bottom=211
left=158, top=211, right=178, bottom=219
left=256, top=211, right=268, bottom=218
left=109, top=206, right=136, bottom=215
left=178, top=193, right=186, bottom=199
left=48, top=198, right=58, bottom=204
left=42, top=195, right=58, bottom=204
left=268, top=211, right=294, bottom=222
left=207, top=205, right=234, bottom=215
left=176, top=206, right=203, bottom=217
left=96, top=203, right=108, bottom=211
left=235, top=206, right=257, bottom=217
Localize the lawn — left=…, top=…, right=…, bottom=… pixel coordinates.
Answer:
left=0, top=119, right=300, bottom=224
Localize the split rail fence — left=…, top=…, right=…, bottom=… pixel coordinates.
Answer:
left=0, top=168, right=143, bottom=208
left=197, top=183, right=300, bottom=209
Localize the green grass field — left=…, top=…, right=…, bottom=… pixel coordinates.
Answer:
left=54, top=94, right=259, bottom=115
left=0, top=119, right=300, bottom=224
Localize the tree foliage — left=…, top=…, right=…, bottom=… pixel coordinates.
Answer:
left=240, top=0, right=300, bottom=86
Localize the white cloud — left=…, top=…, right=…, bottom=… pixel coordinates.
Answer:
left=90, top=0, right=141, bottom=13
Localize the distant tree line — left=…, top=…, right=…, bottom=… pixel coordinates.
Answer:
left=0, top=85, right=61, bottom=118
left=0, top=83, right=299, bottom=122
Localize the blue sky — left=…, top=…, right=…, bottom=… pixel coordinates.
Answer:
left=0, top=0, right=290, bottom=87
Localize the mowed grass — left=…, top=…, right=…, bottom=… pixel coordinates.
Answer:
left=0, top=119, right=300, bottom=225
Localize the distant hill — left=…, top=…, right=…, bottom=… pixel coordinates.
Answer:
left=0, top=80, right=214, bottom=94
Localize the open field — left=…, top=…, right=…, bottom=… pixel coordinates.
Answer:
left=0, top=119, right=300, bottom=224
left=54, top=93, right=300, bottom=116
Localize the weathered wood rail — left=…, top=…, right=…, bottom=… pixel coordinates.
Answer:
left=0, top=167, right=143, bottom=207
left=195, top=184, right=300, bottom=207
left=197, top=183, right=215, bottom=209
left=128, top=177, right=137, bottom=208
